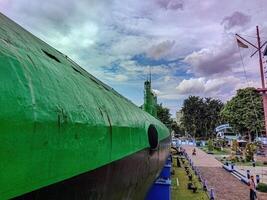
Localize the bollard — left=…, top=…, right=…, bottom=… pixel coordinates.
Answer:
left=203, top=180, right=207, bottom=191
left=247, top=170, right=250, bottom=179
left=256, top=175, right=260, bottom=184
left=231, top=164, right=234, bottom=170
left=176, top=157, right=181, bottom=167
left=210, top=188, right=215, bottom=200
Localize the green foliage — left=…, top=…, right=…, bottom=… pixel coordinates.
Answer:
left=171, top=122, right=184, bottom=135
left=208, top=139, right=214, bottom=152
left=256, top=183, right=267, bottom=193
left=245, top=143, right=257, bottom=161
left=180, top=96, right=223, bottom=138
left=232, top=139, right=238, bottom=153
left=214, top=138, right=225, bottom=149
left=220, top=87, right=264, bottom=137
left=156, top=103, right=173, bottom=128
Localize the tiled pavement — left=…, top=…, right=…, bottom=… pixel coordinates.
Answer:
left=182, top=145, right=267, bottom=200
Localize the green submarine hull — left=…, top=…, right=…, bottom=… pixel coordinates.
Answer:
left=0, top=13, right=170, bottom=200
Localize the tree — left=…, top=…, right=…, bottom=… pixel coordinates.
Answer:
left=156, top=103, right=173, bottom=129
left=180, top=96, right=223, bottom=138
left=171, top=122, right=185, bottom=136
left=232, top=139, right=238, bottom=154
left=207, top=139, right=214, bottom=152
left=245, top=143, right=257, bottom=161
left=180, top=96, right=204, bottom=137
left=220, top=87, right=264, bottom=140
left=203, top=98, right=224, bottom=137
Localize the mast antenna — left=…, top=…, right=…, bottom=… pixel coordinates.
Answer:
left=236, top=26, right=267, bottom=135
left=149, top=66, right=151, bottom=83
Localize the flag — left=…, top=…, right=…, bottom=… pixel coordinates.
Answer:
left=236, top=38, right=248, bottom=48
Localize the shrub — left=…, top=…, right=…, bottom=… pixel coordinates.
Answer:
left=232, top=139, right=238, bottom=153
left=208, top=139, right=214, bottom=152
left=245, top=143, right=257, bottom=161
left=256, top=183, right=267, bottom=193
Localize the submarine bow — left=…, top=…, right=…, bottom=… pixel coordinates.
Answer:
left=0, top=13, right=170, bottom=200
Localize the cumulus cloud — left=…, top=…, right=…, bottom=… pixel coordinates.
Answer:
left=176, top=76, right=240, bottom=97
left=176, top=78, right=205, bottom=94
left=221, top=11, right=251, bottom=30
left=164, top=76, right=171, bottom=82
left=146, top=40, right=175, bottom=59
left=184, top=40, right=239, bottom=76
left=152, top=89, right=161, bottom=95
left=114, top=74, right=128, bottom=82
left=156, top=0, right=184, bottom=10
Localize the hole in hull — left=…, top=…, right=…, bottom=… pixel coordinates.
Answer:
left=148, top=124, right=158, bottom=150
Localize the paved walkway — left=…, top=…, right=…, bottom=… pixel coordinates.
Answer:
left=181, top=145, right=267, bottom=200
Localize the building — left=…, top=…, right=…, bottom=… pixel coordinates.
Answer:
left=176, top=110, right=183, bottom=125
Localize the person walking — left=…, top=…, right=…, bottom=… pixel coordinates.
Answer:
left=249, top=175, right=257, bottom=200
left=192, top=148, right=196, bottom=156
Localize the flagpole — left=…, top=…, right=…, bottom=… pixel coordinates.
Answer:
left=236, top=27, right=267, bottom=136
left=256, top=26, right=266, bottom=89
left=256, top=26, right=267, bottom=137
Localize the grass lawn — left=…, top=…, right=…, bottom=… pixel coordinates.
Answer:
left=171, top=157, right=209, bottom=200
left=200, top=146, right=230, bottom=155
left=199, top=145, right=267, bottom=167
left=231, top=161, right=265, bottom=166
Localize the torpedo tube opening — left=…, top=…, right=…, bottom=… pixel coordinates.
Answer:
left=42, top=49, right=61, bottom=63
left=147, top=124, right=158, bottom=150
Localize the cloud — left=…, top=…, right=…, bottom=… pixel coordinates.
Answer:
left=114, top=74, right=128, bottom=82
left=152, top=89, right=161, bottom=95
left=156, top=0, right=184, bottom=10
left=0, top=0, right=10, bottom=10
left=176, top=78, right=205, bottom=94
left=146, top=40, right=175, bottom=59
left=164, top=76, right=171, bottom=82
left=175, top=76, right=240, bottom=98
left=221, top=11, right=251, bottom=30
left=184, top=40, right=239, bottom=76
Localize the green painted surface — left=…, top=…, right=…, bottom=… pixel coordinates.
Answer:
left=143, top=80, right=157, bottom=117
left=0, top=13, right=170, bottom=199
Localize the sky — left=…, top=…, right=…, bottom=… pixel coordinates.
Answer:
left=1, top=0, right=267, bottom=117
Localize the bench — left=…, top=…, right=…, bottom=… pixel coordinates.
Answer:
left=188, top=174, right=193, bottom=181
left=185, top=169, right=190, bottom=175
left=192, top=185, right=198, bottom=193
left=187, top=182, right=198, bottom=193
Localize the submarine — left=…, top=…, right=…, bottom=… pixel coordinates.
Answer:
left=0, top=13, right=170, bottom=200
